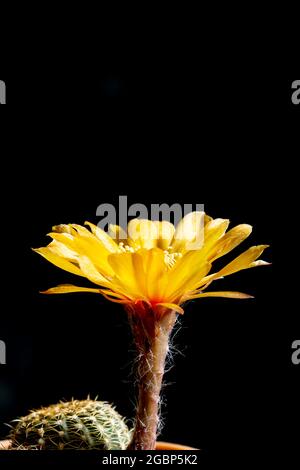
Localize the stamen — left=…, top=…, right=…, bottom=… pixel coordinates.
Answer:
left=118, top=242, right=136, bottom=253
left=164, top=250, right=182, bottom=268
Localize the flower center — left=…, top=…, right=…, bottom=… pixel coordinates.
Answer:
left=118, top=242, right=182, bottom=268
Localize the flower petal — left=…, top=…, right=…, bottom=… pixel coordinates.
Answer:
left=166, top=250, right=211, bottom=301
left=108, top=248, right=168, bottom=302
left=216, top=245, right=269, bottom=277
left=52, top=224, right=77, bottom=235
left=49, top=228, right=115, bottom=277
left=186, top=291, right=254, bottom=300
left=200, top=245, right=269, bottom=286
left=100, top=291, right=129, bottom=304
left=47, top=232, right=77, bottom=252
left=171, top=211, right=205, bottom=252
left=108, top=251, right=143, bottom=298
left=198, top=218, right=230, bottom=258
left=33, top=248, right=84, bottom=277
left=41, top=284, right=101, bottom=294
left=99, top=289, right=128, bottom=300
left=47, top=240, right=78, bottom=262
left=108, top=224, right=127, bottom=243
left=251, top=260, right=271, bottom=267
left=139, top=248, right=168, bottom=300
left=84, top=221, right=120, bottom=253
left=204, top=214, right=213, bottom=225
left=156, top=302, right=184, bottom=314
left=127, top=219, right=158, bottom=249
left=78, top=256, right=111, bottom=287
left=153, top=221, right=175, bottom=250
left=209, top=224, right=253, bottom=261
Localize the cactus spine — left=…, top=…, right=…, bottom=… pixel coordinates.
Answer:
left=9, top=399, right=131, bottom=450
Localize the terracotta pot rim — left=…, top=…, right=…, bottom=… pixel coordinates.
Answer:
left=155, top=441, right=198, bottom=450
left=0, top=440, right=11, bottom=450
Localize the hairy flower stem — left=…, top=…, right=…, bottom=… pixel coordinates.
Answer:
left=127, top=306, right=177, bottom=450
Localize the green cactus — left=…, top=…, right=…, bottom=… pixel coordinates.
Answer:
left=9, top=399, right=131, bottom=450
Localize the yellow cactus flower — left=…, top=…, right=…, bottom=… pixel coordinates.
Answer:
left=33, top=210, right=270, bottom=450
left=33, top=211, right=269, bottom=316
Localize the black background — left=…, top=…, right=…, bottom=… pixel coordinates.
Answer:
left=0, top=70, right=299, bottom=462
